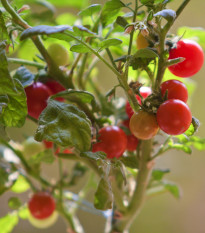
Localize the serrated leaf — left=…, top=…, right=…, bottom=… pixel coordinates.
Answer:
left=99, top=38, right=122, bottom=50
left=152, top=169, right=170, bottom=181
left=11, top=175, right=30, bottom=193
left=0, top=11, right=10, bottom=41
left=13, top=67, right=35, bottom=88
left=70, top=44, right=90, bottom=53
left=101, top=0, right=125, bottom=26
left=20, top=25, right=72, bottom=41
left=94, top=177, right=113, bottom=210
left=28, top=149, right=55, bottom=165
left=154, top=9, right=176, bottom=21
left=8, top=197, right=22, bottom=210
left=0, top=213, right=19, bottom=233
left=35, top=99, right=91, bottom=152
left=168, top=141, right=192, bottom=154
left=81, top=151, right=107, bottom=161
left=0, top=79, right=27, bottom=128
left=78, top=4, right=102, bottom=17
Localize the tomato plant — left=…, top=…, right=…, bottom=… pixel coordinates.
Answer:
left=168, top=39, right=204, bottom=77
left=0, top=0, right=205, bottom=233
left=157, top=99, right=192, bottom=135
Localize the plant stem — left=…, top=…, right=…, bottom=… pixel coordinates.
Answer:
left=176, top=0, right=190, bottom=19
left=111, top=139, right=154, bottom=232
left=8, top=58, right=45, bottom=69
left=106, top=48, right=118, bottom=70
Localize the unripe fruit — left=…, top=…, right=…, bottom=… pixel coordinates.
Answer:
left=137, top=33, right=149, bottom=49
left=47, top=43, right=69, bottom=67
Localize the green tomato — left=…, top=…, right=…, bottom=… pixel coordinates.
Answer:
left=28, top=211, right=58, bottom=229
left=47, top=43, right=69, bottom=67
left=22, top=137, right=45, bottom=157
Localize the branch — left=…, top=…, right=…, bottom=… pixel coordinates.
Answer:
left=176, top=0, right=191, bottom=19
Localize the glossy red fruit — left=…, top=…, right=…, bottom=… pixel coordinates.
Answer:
left=44, top=81, right=65, bottom=102
left=160, top=79, right=188, bottom=103
left=28, top=192, right=56, bottom=220
left=157, top=99, right=192, bottom=135
left=126, top=87, right=152, bottom=118
left=92, top=126, right=127, bottom=159
left=25, top=82, right=52, bottom=119
left=43, top=140, right=53, bottom=149
left=126, top=134, right=139, bottom=152
left=168, top=39, right=204, bottom=78
left=129, top=111, right=159, bottom=140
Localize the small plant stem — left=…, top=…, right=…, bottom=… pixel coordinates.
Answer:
left=58, top=158, right=63, bottom=202
left=1, top=0, right=73, bottom=89
left=7, top=58, right=45, bottom=69
left=128, top=0, right=138, bottom=55
left=27, top=115, right=39, bottom=124
left=106, top=48, right=118, bottom=70
left=176, top=0, right=190, bottom=19
left=111, top=139, right=154, bottom=232
left=144, top=66, right=154, bottom=88
left=78, top=53, right=89, bottom=89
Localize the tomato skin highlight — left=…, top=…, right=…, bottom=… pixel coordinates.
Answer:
left=126, top=87, right=152, bottom=118
left=126, top=134, right=139, bottom=152
left=168, top=39, right=204, bottom=78
left=157, top=99, right=192, bottom=135
left=129, top=111, right=159, bottom=140
left=160, top=79, right=188, bottom=103
left=25, top=82, right=52, bottom=119
left=92, top=126, right=127, bottom=159
left=44, top=80, right=65, bottom=102
left=28, top=192, right=56, bottom=220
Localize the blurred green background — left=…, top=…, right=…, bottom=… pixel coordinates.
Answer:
left=1, top=0, right=205, bottom=232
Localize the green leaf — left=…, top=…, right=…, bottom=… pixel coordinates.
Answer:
left=11, top=175, right=30, bottom=193
left=78, top=4, right=102, bottom=17
left=0, top=213, right=19, bottom=233
left=81, top=151, right=107, bottom=161
left=99, top=38, right=123, bottom=51
left=35, top=99, right=91, bottom=152
left=0, top=11, right=10, bottom=41
left=0, top=124, right=9, bottom=141
left=120, top=156, right=139, bottom=169
left=69, top=163, right=88, bottom=186
left=115, top=16, right=129, bottom=28
left=140, top=0, right=153, bottom=4
left=152, top=169, right=170, bottom=181
left=101, top=0, right=125, bottom=26
left=73, top=25, right=97, bottom=37
left=188, top=136, right=205, bottom=151
left=134, top=48, right=159, bottom=59
left=0, top=79, right=27, bottom=128
left=177, top=27, right=205, bottom=50
left=28, top=149, right=55, bottom=165
left=94, top=177, right=113, bottom=210
left=163, top=181, right=181, bottom=199
left=18, top=206, right=29, bottom=220
left=13, top=67, right=35, bottom=88
left=8, top=197, right=22, bottom=210
left=70, top=44, right=91, bottom=53
left=154, top=9, right=176, bottom=21
left=168, top=142, right=192, bottom=154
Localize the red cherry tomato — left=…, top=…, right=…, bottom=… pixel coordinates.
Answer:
left=126, top=134, right=139, bottom=152
left=25, top=82, right=52, bottom=119
left=160, top=79, right=188, bottom=103
left=129, top=111, right=159, bottom=140
left=44, top=81, right=65, bottom=102
left=92, top=126, right=127, bottom=159
left=168, top=39, right=204, bottom=78
left=157, top=99, right=192, bottom=135
left=126, top=87, right=152, bottom=118
left=43, top=140, right=53, bottom=149
left=28, top=192, right=56, bottom=220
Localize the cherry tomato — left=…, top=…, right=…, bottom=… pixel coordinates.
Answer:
left=126, top=134, right=139, bottom=152
left=44, top=80, right=65, bottom=102
left=43, top=140, right=53, bottom=149
left=122, top=119, right=130, bottom=128
left=92, top=126, right=127, bottom=159
left=129, top=111, right=159, bottom=140
left=160, top=79, right=188, bottom=103
left=157, top=99, right=192, bottom=135
left=126, top=87, right=152, bottom=118
left=168, top=39, right=204, bottom=78
left=28, top=192, right=56, bottom=220
left=137, top=33, right=149, bottom=49
left=47, top=43, right=69, bottom=67
left=25, top=82, right=52, bottom=119
left=28, top=211, right=58, bottom=229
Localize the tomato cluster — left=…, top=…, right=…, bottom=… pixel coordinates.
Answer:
left=25, top=80, right=65, bottom=119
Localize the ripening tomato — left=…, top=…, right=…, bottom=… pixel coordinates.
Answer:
left=168, top=39, right=204, bottom=77
left=129, top=111, right=159, bottom=140
left=126, top=87, right=152, bottom=118
left=44, top=80, right=65, bottom=102
left=28, top=192, right=56, bottom=220
left=160, top=79, right=188, bottom=103
left=157, top=99, right=192, bottom=135
left=92, top=126, right=127, bottom=159
left=47, top=43, right=69, bottom=67
left=137, top=33, right=149, bottom=49
left=126, top=134, right=139, bottom=152
left=25, top=82, right=52, bottom=119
